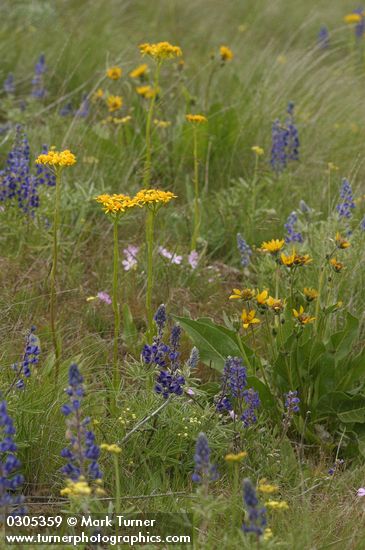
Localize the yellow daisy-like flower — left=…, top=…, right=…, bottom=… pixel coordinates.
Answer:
left=241, top=309, right=260, bottom=329
left=136, top=85, right=160, bottom=99
left=107, top=95, right=123, bottom=112
left=133, top=188, right=177, bottom=207
left=344, top=13, right=362, bottom=24
left=100, top=443, right=122, bottom=454
left=185, top=114, right=208, bottom=124
left=154, top=119, right=171, bottom=128
left=139, top=41, right=182, bottom=61
left=303, top=288, right=318, bottom=302
left=293, top=305, right=315, bottom=325
left=258, top=480, right=279, bottom=494
left=92, top=88, right=104, bottom=102
left=251, top=145, right=264, bottom=156
left=280, top=250, right=312, bottom=268
left=129, top=63, right=149, bottom=79
left=266, top=500, right=289, bottom=511
left=266, top=296, right=285, bottom=313
left=95, top=193, right=140, bottom=216
left=260, top=239, right=285, bottom=254
left=229, top=288, right=255, bottom=301
left=255, top=290, right=268, bottom=306
left=107, top=66, right=122, bottom=80
left=335, top=232, right=351, bottom=249
left=225, top=451, right=248, bottom=462
left=330, top=257, right=345, bottom=272
left=35, top=149, right=76, bottom=167
left=220, top=45, right=234, bottom=61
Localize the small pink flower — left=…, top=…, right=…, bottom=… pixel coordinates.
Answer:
left=357, top=488, right=365, bottom=497
left=186, top=387, right=195, bottom=396
left=229, top=410, right=238, bottom=421
left=188, top=250, right=199, bottom=269
left=122, top=245, right=139, bottom=271
left=97, top=291, right=112, bottom=305
left=158, top=246, right=183, bottom=265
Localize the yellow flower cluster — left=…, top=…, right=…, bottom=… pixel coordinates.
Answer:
left=154, top=119, right=171, bottom=128
left=129, top=63, right=149, bottom=79
left=92, top=88, right=104, bottom=101
left=35, top=149, right=77, bottom=167
left=220, top=45, right=234, bottom=61
left=134, top=188, right=177, bottom=206
left=96, top=193, right=140, bottom=215
left=60, top=477, right=104, bottom=498
left=230, top=289, right=285, bottom=314
left=258, top=479, right=279, bottom=494
left=266, top=499, right=289, bottom=511
left=251, top=145, right=264, bottom=156
left=186, top=114, right=208, bottom=124
left=139, top=41, right=182, bottom=60
left=330, top=257, right=345, bottom=272
left=225, top=451, right=248, bottom=462
left=293, top=305, right=315, bottom=325
left=136, top=85, right=159, bottom=99
left=304, top=287, right=318, bottom=301
left=260, top=239, right=285, bottom=254
left=344, top=13, right=362, bottom=24
left=107, top=95, right=123, bottom=112
left=107, top=66, right=122, bottom=80
left=100, top=443, right=122, bottom=454
left=102, top=115, right=132, bottom=125
left=280, top=249, right=312, bottom=268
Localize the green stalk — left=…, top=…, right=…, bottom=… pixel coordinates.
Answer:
left=146, top=208, right=156, bottom=341
left=191, top=127, right=200, bottom=251
left=50, top=168, right=62, bottom=382
left=143, top=62, right=161, bottom=186
left=113, top=453, right=121, bottom=517
left=112, top=219, right=121, bottom=390
left=314, top=267, right=325, bottom=333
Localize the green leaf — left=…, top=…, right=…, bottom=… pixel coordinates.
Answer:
left=122, top=303, right=138, bottom=347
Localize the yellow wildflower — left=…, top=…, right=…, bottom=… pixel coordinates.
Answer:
left=136, top=85, right=159, bottom=99
left=100, top=443, right=122, bottom=454
left=107, top=95, right=123, bottom=112
left=133, top=188, right=177, bottom=207
left=327, top=162, right=339, bottom=172
left=95, top=193, right=140, bottom=215
left=60, top=478, right=92, bottom=498
left=255, top=290, right=268, bottom=306
left=258, top=480, right=279, bottom=494
left=280, top=249, right=312, bottom=268
left=154, top=119, right=171, bottom=128
left=107, top=66, right=122, bottom=80
left=335, top=232, right=351, bottom=249
left=303, top=288, right=318, bottom=302
left=129, top=63, right=149, bottom=79
left=112, top=116, right=132, bottom=125
left=229, top=288, right=255, bottom=301
left=186, top=114, right=208, bottom=124
left=92, top=88, right=104, bottom=102
left=35, top=149, right=76, bottom=167
left=330, top=257, right=345, bottom=272
left=139, top=41, right=182, bottom=60
left=263, top=528, right=273, bottom=541
left=344, top=13, right=362, bottom=24
left=251, top=145, right=264, bottom=156
left=266, top=500, right=289, bottom=511
left=225, top=451, right=248, bottom=462
left=260, top=239, right=285, bottom=254
left=220, top=45, right=234, bottom=61
left=293, top=305, right=315, bottom=325
left=241, top=309, right=260, bottom=329
left=266, top=296, right=285, bottom=313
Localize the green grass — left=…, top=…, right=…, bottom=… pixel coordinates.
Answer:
left=1, top=0, right=365, bottom=548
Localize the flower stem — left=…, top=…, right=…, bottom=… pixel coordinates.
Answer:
left=191, top=127, right=200, bottom=251
left=143, top=62, right=161, bottom=186
left=50, top=168, right=62, bottom=382
left=146, top=208, right=156, bottom=341
left=112, top=219, right=121, bottom=390
left=113, top=453, right=121, bottom=518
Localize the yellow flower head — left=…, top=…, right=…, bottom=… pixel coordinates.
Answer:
left=255, top=289, right=268, bottom=306
left=327, top=162, right=339, bottom=172
left=266, top=296, right=285, bottom=313
left=139, top=41, right=182, bottom=61
left=133, top=188, right=177, bottom=208
left=263, top=528, right=273, bottom=541
left=293, top=305, right=315, bottom=325
left=95, top=193, right=140, bottom=216
left=129, top=63, right=149, bottom=79
left=335, top=232, right=351, bottom=249
left=251, top=145, right=264, bottom=156
left=100, top=443, right=122, bottom=454
left=229, top=288, right=255, bottom=301
left=35, top=149, right=76, bottom=168
left=258, top=479, right=279, bottom=494
left=186, top=114, right=208, bottom=124
left=60, top=478, right=92, bottom=498
left=280, top=249, right=312, bottom=268
left=260, top=239, right=285, bottom=254
left=107, top=95, right=123, bottom=112
left=107, top=66, right=122, bottom=80
left=92, top=88, right=104, bottom=102
left=266, top=500, right=289, bottom=511
left=136, top=85, right=160, bottom=99
left=111, top=115, right=132, bottom=125
left=220, top=45, right=234, bottom=62
left=241, top=309, right=260, bottom=329
left=330, top=257, right=345, bottom=272
left=344, top=13, right=362, bottom=24
left=303, top=288, right=318, bottom=302
left=154, top=119, right=171, bottom=128
left=225, top=451, right=248, bottom=462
